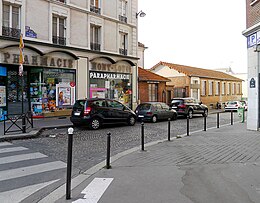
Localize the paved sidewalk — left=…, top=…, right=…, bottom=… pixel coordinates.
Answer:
left=39, top=121, right=260, bottom=203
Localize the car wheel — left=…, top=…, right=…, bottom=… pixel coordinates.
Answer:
left=151, top=115, right=157, bottom=123
left=171, top=113, right=177, bottom=120
left=188, top=110, right=193, bottom=119
left=89, top=118, right=101, bottom=130
left=203, top=109, right=208, bottom=117
left=128, top=116, right=136, bottom=126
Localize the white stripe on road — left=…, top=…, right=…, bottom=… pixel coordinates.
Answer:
left=0, top=161, right=66, bottom=181
left=0, top=147, right=28, bottom=154
left=73, top=178, right=114, bottom=203
left=0, top=142, right=12, bottom=147
left=0, top=179, right=59, bottom=203
left=0, top=152, right=47, bottom=165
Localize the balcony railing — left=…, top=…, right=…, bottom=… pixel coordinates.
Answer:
left=119, top=15, right=127, bottom=23
left=119, top=48, right=127, bottom=56
left=52, top=36, right=66, bottom=45
left=90, top=42, right=101, bottom=51
left=56, top=0, right=66, bottom=3
left=2, top=26, right=21, bottom=39
left=90, top=5, right=101, bottom=14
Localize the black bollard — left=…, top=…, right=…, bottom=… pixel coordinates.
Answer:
left=66, top=127, right=74, bottom=200
left=187, top=115, right=190, bottom=136
left=141, top=122, right=144, bottom=151
left=217, top=112, right=220, bottom=128
left=106, top=132, right=111, bottom=169
left=204, top=114, right=207, bottom=131
left=231, top=110, right=233, bottom=125
left=168, top=118, right=171, bottom=141
left=22, top=114, right=26, bottom=133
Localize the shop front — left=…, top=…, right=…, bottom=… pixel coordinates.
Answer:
left=0, top=46, right=77, bottom=118
left=89, top=59, right=133, bottom=108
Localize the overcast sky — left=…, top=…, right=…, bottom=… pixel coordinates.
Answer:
left=138, top=0, right=247, bottom=73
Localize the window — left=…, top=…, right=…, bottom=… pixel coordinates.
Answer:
left=107, top=100, right=124, bottom=109
left=2, top=3, right=21, bottom=38
left=222, top=82, right=225, bottom=95
left=201, top=81, right=206, bottom=96
left=209, top=81, right=213, bottom=96
left=215, top=82, right=220, bottom=95
left=90, top=0, right=101, bottom=14
left=52, top=16, right=66, bottom=45
left=227, top=83, right=231, bottom=95
left=232, top=83, right=236, bottom=95
left=90, top=24, right=101, bottom=51
left=148, top=83, right=158, bottom=102
left=119, top=32, right=128, bottom=55
left=237, top=83, right=241, bottom=94
left=56, top=0, right=66, bottom=3
left=119, top=0, right=127, bottom=23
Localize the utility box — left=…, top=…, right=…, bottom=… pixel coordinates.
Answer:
left=237, top=107, right=245, bottom=123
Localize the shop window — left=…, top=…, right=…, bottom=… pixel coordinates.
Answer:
left=2, top=3, right=21, bottom=38
left=52, top=15, right=66, bottom=45
left=148, top=83, right=158, bottom=102
left=0, top=66, right=7, bottom=121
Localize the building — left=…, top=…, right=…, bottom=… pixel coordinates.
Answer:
left=243, top=0, right=260, bottom=130
left=0, top=0, right=140, bottom=119
left=138, top=67, right=170, bottom=104
left=150, top=61, right=243, bottom=108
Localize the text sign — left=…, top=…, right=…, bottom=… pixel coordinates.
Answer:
left=250, top=78, right=256, bottom=88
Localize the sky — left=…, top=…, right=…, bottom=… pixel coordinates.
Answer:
left=138, top=0, right=247, bottom=73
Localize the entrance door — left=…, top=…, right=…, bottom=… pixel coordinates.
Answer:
left=7, top=68, right=29, bottom=115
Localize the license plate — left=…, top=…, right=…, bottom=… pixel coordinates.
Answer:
left=74, top=112, right=80, bottom=116
left=138, top=115, right=144, bottom=118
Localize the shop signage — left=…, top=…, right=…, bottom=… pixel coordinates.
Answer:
left=90, top=71, right=130, bottom=80
left=250, top=78, right=256, bottom=88
left=2, top=52, right=74, bottom=68
left=91, top=62, right=132, bottom=73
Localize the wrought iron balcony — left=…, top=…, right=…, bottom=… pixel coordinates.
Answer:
left=90, top=5, right=101, bottom=14
left=2, top=26, right=21, bottom=39
left=119, top=48, right=127, bottom=55
left=90, top=42, right=101, bottom=51
left=119, top=15, right=127, bottom=23
left=52, top=36, right=66, bottom=45
left=56, top=0, right=66, bottom=3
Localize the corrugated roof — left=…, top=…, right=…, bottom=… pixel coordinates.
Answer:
left=138, top=67, right=170, bottom=82
left=150, top=61, right=243, bottom=81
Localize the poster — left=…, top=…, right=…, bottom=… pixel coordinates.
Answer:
left=58, top=87, right=71, bottom=106
left=0, top=86, right=6, bottom=107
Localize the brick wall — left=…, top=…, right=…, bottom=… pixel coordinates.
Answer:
left=246, top=0, right=260, bottom=28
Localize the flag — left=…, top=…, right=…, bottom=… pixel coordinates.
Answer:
left=19, top=34, right=24, bottom=76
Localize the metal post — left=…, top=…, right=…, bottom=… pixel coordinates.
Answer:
left=168, top=118, right=171, bottom=141
left=22, top=114, right=26, bottom=133
left=204, top=114, right=207, bottom=131
left=106, top=132, right=111, bottom=169
left=66, top=127, right=74, bottom=200
left=30, top=111, right=34, bottom=128
left=141, top=122, right=144, bottom=151
left=187, top=115, right=190, bottom=136
left=217, top=112, right=220, bottom=128
left=231, top=110, right=233, bottom=125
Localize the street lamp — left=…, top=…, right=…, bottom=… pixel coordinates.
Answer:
left=136, top=10, right=146, bottom=18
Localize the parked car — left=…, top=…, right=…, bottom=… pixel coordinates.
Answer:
left=70, top=98, right=137, bottom=129
left=240, top=100, right=248, bottom=111
left=169, top=98, right=208, bottom=119
left=224, top=101, right=243, bottom=112
left=135, top=102, right=177, bottom=123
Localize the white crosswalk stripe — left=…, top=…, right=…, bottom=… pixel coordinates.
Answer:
left=0, top=141, right=67, bottom=203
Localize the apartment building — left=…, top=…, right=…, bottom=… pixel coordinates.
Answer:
left=243, top=0, right=260, bottom=130
left=0, top=0, right=139, bottom=119
left=150, top=61, right=243, bottom=108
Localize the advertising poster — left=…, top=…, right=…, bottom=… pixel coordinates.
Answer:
left=0, top=86, right=6, bottom=107
left=56, top=83, right=75, bottom=107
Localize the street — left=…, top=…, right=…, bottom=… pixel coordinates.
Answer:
left=0, top=112, right=242, bottom=202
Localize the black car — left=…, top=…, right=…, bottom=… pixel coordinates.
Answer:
left=70, top=98, right=137, bottom=129
left=135, top=102, right=178, bottom=123
left=170, top=98, right=208, bottom=119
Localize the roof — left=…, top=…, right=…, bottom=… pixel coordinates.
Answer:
left=150, top=61, right=243, bottom=81
left=138, top=67, right=170, bottom=82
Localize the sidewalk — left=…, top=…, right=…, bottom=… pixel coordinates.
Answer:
left=40, top=121, right=260, bottom=203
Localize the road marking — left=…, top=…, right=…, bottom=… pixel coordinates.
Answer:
left=0, top=146, right=28, bottom=154
left=0, top=179, right=59, bottom=203
left=0, top=161, right=66, bottom=181
left=0, top=152, right=47, bottom=165
left=73, top=178, right=114, bottom=203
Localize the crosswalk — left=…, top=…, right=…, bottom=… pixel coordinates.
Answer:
left=0, top=141, right=67, bottom=203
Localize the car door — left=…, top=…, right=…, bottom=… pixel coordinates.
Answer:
left=107, top=100, right=129, bottom=123
left=91, top=99, right=110, bottom=122
left=161, top=103, right=171, bottom=119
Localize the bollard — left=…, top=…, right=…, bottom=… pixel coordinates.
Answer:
left=203, top=114, right=207, bottom=131
left=187, top=115, right=190, bottom=136
left=217, top=112, right=220, bottom=128
left=231, top=110, right=233, bottom=125
left=168, top=118, right=171, bottom=141
left=106, top=132, right=111, bottom=169
left=66, top=127, right=74, bottom=200
left=22, top=114, right=26, bottom=133
left=141, top=122, right=144, bottom=151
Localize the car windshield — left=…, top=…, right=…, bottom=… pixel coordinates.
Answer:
left=138, top=104, right=151, bottom=110
left=171, top=100, right=183, bottom=105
